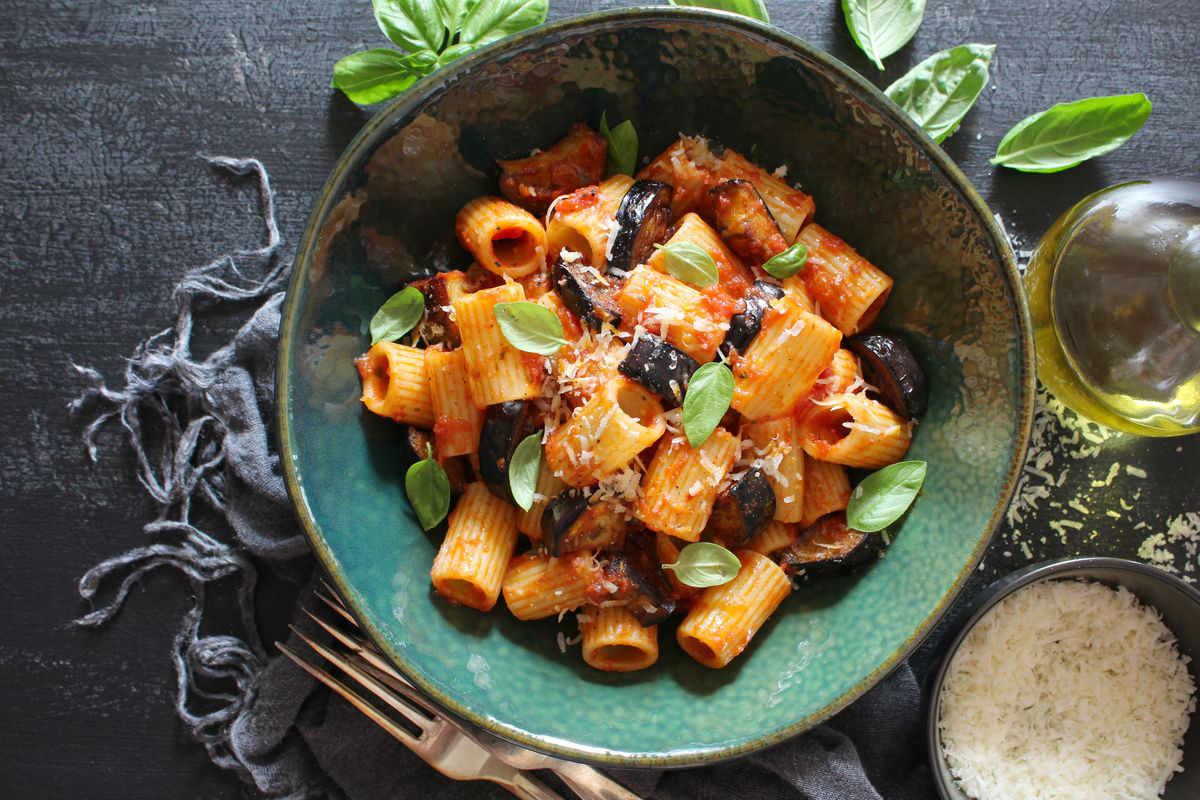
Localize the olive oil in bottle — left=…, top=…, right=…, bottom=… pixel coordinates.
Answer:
left=1025, top=179, right=1200, bottom=436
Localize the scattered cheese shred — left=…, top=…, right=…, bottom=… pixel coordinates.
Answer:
left=939, top=580, right=1195, bottom=800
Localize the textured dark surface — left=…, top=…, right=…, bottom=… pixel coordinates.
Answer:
left=0, top=0, right=1197, bottom=797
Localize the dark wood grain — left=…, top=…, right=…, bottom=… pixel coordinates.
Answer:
left=1, top=0, right=1197, bottom=797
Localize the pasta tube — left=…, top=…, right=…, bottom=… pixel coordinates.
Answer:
left=635, top=428, right=739, bottom=542
left=544, top=378, right=665, bottom=487
left=355, top=341, right=435, bottom=427
left=545, top=175, right=634, bottom=267
left=615, top=265, right=731, bottom=363
left=453, top=282, right=545, bottom=406
left=455, top=196, right=547, bottom=279
left=430, top=483, right=519, bottom=612
left=743, top=416, right=806, bottom=523
left=799, top=393, right=912, bottom=469
left=795, top=223, right=893, bottom=335
left=501, top=551, right=596, bottom=621
left=424, top=347, right=483, bottom=458
left=800, top=455, right=852, bottom=527
left=580, top=605, right=658, bottom=672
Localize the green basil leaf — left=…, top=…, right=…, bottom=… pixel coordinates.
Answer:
left=373, top=0, right=446, bottom=52
left=460, top=0, right=547, bottom=47
left=436, top=0, right=467, bottom=36
left=599, top=111, right=639, bottom=177
left=369, top=286, right=425, bottom=344
left=439, top=42, right=475, bottom=66
left=682, top=362, right=733, bottom=447
left=662, top=542, right=742, bottom=588
left=508, top=431, right=543, bottom=511
left=761, top=242, right=808, bottom=279
left=667, top=0, right=769, bottom=23
left=885, top=43, right=995, bottom=143
left=990, top=93, right=1152, bottom=173
left=655, top=242, right=719, bottom=289
left=405, top=454, right=451, bottom=530
left=331, top=49, right=427, bottom=105
left=845, top=460, right=927, bottom=532
left=493, top=301, right=566, bottom=355
left=841, top=0, right=926, bottom=71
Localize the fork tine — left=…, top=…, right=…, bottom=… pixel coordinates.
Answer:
left=319, top=578, right=348, bottom=609
left=314, top=588, right=360, bottom=627
left=301, top=606, right=409, bottom=685
left=290, top=626, right=438, bottom=732
left=276, top=642, right=420, bottom=746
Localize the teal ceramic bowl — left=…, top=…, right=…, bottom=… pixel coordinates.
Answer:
left=278, top=7, right=1035, bottom=766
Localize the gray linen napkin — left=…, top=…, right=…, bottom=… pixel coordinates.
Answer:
left=72, top=156, right=935, bottom=800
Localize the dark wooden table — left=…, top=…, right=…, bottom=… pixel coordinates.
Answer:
left=2, top=0, right=1197, bottom=796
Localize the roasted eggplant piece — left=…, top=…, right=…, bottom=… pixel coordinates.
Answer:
left=497, top=123, right=607, bottom=215
left=541, top=490, right=626, bottom=556
left=617, top=334, right=699, bottom=406
left=777, top=512, right=880, bottom=578
left=704, top=468, right=776, bottom=546
left=719, top=280, right=785, bottom=357
left=479, top=400, right=539, bottom=501
left=410, top=270, right=469, bottom=348
left=586, top=533, right=678, bottom=625
left=551, top=255, right=622, bottom=331
left=845, top=332, right=928, bottom=419
left=608, top=180, right=674, bottom=274
left=703, top=179, right=790, bottom=267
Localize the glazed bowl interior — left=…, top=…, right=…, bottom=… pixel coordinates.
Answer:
left=278, top=7, right=1034, bottom=766
left=928, top=558, right=1200, bottom=799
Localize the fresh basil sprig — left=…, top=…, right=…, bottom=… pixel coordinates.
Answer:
left=662, top=542, right=741, bottom=588
left=667, top=0, right=769, bottom=23
left=885, top=43, right=995, bottom=143
left=333, top=0, right=549, bottom=105
left=599, top=111, right=639, bottom=177
left=845, top=460, right=927, bottom=532
left=682, top=362, right=734, bottom=447
left=494, top=301, right=567, bottom=355
left=405, top=445, right=451, bottom=530
left=655, top=242, right=719, bottom=289
left=991, top=93, right=1152, bottom=173
left=369, top=286, right=426, bottom=344
left=842, top=0, right=926, bottom=71
left=508, top=431, right=543, bottom=511
left=761, top=242, right=808, bottom=280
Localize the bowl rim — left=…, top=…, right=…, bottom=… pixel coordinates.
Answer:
left=926, top=557, right=1200, bottom=799
left=277, top=5, right=1037, bottom=768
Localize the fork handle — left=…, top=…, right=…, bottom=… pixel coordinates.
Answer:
left=491, top=768, right=564, bottom=800
left=552, top=762, right=644, bottom=800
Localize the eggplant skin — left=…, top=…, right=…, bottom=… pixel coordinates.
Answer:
left=719, top=280, right=785, bottom=357
left=496, top=123, right=607, bottom=215
left=703, top=179, right=789, bottom=267
left=845, top=333, right=928, bottom=419
left=777, top=512, right=880, bottom=579
left=608, top=180, right=674, bottom=274
left=478, top=401, right=539, bottom=501
left=704, top=468, right=776, bottom=546
left=552, top=256, right=622, bottom=331
left=617, top=334, right=699, bottom=406
left=587, top=534, right=678, bottom=625
left=410, top=271, right=467, bottom=348
left=541, top=491, right=626, bottom=557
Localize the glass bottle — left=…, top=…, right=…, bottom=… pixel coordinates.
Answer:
left=1024, top=178, right=1200, bottom=436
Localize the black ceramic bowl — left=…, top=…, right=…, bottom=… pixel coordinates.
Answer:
left=928, top=557, right=1200, bottom=799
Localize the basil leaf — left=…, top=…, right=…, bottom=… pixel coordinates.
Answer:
left=373, top=0, right=446, bottom=52
left=662, top=542, right=741, bottom=588
left=439, top=42, right=474, bottom=66
left=991, top=93, right=1152, bottom=173
left=885, top=43, right=994, bottom=143
left=655, top=242, right=719, bottom=289
left=405, top=453, right=451, bottom=530
left=599, top=111, right=639, bottom=177
left=508, top=431, right=542, bottom=511
left=845, top=460, right=927, bottom=532
left=436, top=0, right=467, bottom=35
left=841, top=0, right=926, bottom=71
left=460, top=0, right=547, bottom=47
left=761, top=242, right=808, bottom=279
left=667, top=0, right=769, bottom=23
left=369, top=286, right=425, bottom=344
left=493, top=301, right=566, bottom=355
left=331, top=49, right=427, bottom=105
left=682, top=362, right=733, bottom=447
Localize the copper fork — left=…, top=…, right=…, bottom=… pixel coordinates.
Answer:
left=300, top=584, right=643, bottom=800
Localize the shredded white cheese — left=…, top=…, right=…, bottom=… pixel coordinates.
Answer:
left=939, top=580, right=1195, bottom=800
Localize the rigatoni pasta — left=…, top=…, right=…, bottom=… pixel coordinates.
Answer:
left=352, top=124, right=928, bottom=672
